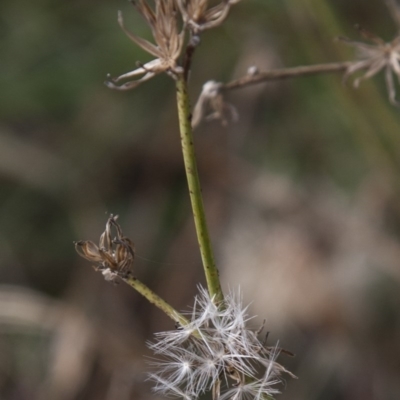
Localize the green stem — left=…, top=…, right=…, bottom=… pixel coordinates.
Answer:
left=175, top=73, right=224, bottom=304
left=124, top=276, right=189, bottom=326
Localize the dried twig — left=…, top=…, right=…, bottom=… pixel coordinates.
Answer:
left=221, top=61, right=353, bottom=91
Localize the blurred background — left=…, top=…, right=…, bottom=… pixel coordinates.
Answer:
left=1, top=0, right=400, bottom=399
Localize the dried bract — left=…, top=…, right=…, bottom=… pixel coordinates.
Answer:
left=105, top=0, right=184, bottom=90
left=75, top=215, right=135, bottom=281
left=177, top=0, right=241, bottom=34
left=192, top=80, right=238, bottom=128
left=339, top=26, right=400, bottom=105
left=148, top=286, right=295, bottom=400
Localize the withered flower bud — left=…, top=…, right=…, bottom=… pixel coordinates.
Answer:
left=75, top=215, right=135, bottom=282
left=192, top=80, right=238, bottom=127
left=177, top=0, right=241, bottom=34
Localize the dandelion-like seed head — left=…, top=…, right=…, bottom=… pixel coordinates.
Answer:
left=339, top=24, right=400, bottom=105
left=148, top=286, right=295, bottom=400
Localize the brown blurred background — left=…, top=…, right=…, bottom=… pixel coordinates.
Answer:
left=1, top=0, right=400, bottom=399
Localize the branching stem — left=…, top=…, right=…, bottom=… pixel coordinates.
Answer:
left=182, top=35, right=200, bottom=82
left=124, top=276, right=189, bottom=326
left=222, top=61, right=353, bottom=91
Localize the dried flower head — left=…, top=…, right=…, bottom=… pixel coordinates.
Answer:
left=105, top=0, right=185, bottom=91
left=339, top=25, right=400, bottom=105
left=147, top=286, right=295, bottom=400
left=177, top=0, right=241, bottom=34
left=74, top=215, right=135, bottom=281
left=192, top=80, right=238, bottom=128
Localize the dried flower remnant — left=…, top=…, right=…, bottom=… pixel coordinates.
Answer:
left=105, top=0, right=184, bottom=91
left=147, top=286, right=295, bottom=400
left=177, top=0, right=241, bottom=34
left=339, top=26, right=400, bottom=105
left=192, top=80, right=238, bottom=128
left=187, top=0, right=242, bottom=32
left=74, top=215, right=135, bottom=282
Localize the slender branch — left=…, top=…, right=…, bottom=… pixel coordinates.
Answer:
left=175, top=73, right=224, bottom=304
left=123, top=276, right=189, bottom=326
left=222, top=61, right=353, bottom=91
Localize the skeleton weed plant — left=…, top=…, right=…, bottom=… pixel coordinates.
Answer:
left=75, top=0, right=400, bottom=399
left=76, top=0, right=294, bottom=398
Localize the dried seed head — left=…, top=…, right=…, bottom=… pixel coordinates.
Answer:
left=339, top=26, right=400, bottom=106
left=106, top=0, right=185, bottom=90
left=177, top=0, right=241, bottom=34
left=75, top=215, right=135, bottom=281
left=147, top=286, right=295, bottom=400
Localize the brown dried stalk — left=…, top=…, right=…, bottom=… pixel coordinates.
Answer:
left=221, top=62, right=353, bottom=91
left=192, top=62, right=353, bottom=128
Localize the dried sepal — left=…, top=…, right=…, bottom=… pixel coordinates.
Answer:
left=74, top=215, right=135, bottom=282
left=106, top=0, right=184, bottom=91
left=212, top=378, right=221, bottom=400
left=74, top=240, right=103, bottom=263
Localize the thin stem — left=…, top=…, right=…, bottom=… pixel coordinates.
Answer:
left=182, top=34, right=200, bottom=82
left=175, top=73, right=224, bottom=304
left=222, top=61, right=353, bottom=91
left=123, top=276, right=189, bottom=326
